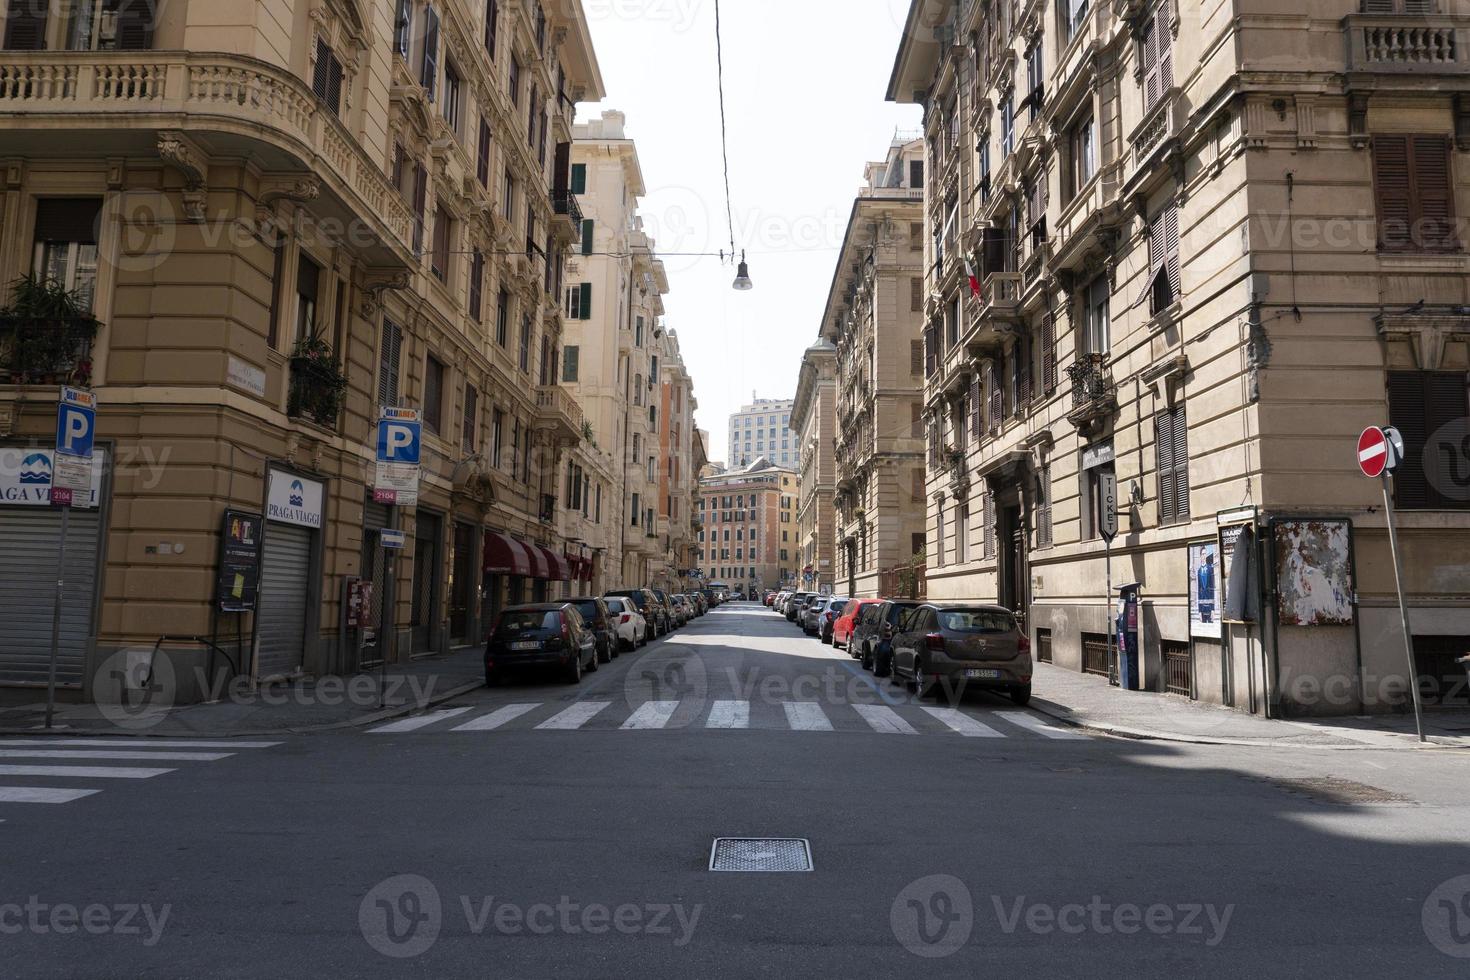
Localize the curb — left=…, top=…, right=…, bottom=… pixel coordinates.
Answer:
left=1028, top=696, right=1470, bottom=751
left=0, top=675, right=488, bottom=740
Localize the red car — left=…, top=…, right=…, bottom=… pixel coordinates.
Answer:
left=832, top=598, right=885, bottom=650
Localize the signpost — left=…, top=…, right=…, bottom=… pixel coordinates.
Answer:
left=46, top=387, right=96, bottom=729
left=1098, top=470, right=1119, bottom=685
left=1360, top=425, right=1425, bottom=743
left=374, top=408, right=422, bottom=507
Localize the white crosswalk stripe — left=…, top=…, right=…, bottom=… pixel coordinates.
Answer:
left=921, top=707, right=1005, bottom=737
left=0, top=738, right=282, bottom=808
left=996, top=711, right=1090, bottom=740
left=368, top=707, right=474, bottom=734
left=705, top=701, right=750, bottom=729
left=451, top=704, right=540, bottom=732
left=852, top=704, right=919, bottom=735
left=621, top=701, right=680, bottom=730
left=536, top=701, right=612, bottom=730
left=782, top=703, right=833, bottom=731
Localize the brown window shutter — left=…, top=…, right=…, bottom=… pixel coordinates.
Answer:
left=912, top=469, right=925, bottom=501
left=412, top=164, right=428, bottom=255
left=313, top=39, right=332, bottom=101
left=911, top=403, right=923, bottom=438
left=1411, top=135, right=1457, bottom=252
left=911, top=276, right=923, bottom=312
left=910, top=222, right=923, bottom=249
left=1163, top=204, right=1181, bottom=298
left=970, top=376, right=982, bottom=438
left=1156, top=413, right=1176, bottom=523
left=988, top=361, right=1002, bottom=432
left=1018, top=332, right=1033, bottom=406
left=1373, top=135, right=1413, bottom=251
left=3, top=0, right=47, bottom=49
left=981, top=226, right=1006, bottom=279
left=1041, top=314, right=1057, bottom=393
left=910, top=339, right=923, bottom=375
left=1423, top=372, right=1470, bottom=508
left=116, top=0, right=155, bottom=50
left=1171, top=406, right=1190, bottom=519
left=1157, top=3, right=1174, bottom=93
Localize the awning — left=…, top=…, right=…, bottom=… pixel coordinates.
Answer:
left=537, top=546, right=572, bottom=582
left=525, top=544, right=550, bottom=580
left=483, top=531, right=534, bottom=576
left=567, top=555, right=593, bottom=581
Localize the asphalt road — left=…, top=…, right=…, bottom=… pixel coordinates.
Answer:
left=3, top=603, right=1470, bottom=979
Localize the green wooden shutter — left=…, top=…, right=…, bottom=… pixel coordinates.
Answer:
left=581, top=218, right=594, bottom=255
left=570, top=164, right=586, bottom=194
left=578, top=282, right=592, bottom=320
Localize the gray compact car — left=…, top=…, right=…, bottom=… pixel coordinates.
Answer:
left=798, top=595, right=829, bottom=635
left=889, top=604, right=1032, bottom=705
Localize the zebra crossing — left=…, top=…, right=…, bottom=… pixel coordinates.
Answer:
left=367, top=698, right=1090, bottom=740
left=0, top=738, right=281, bottom=807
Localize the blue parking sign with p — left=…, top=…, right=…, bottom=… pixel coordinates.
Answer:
left=377, top=417, right=421, bottom=464
left=56, top=389, right=96, bottom=459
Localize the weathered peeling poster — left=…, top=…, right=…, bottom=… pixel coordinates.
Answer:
left=1273, top=520, right=1354, bottom=626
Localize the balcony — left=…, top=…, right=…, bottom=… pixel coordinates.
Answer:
left=552, top=190, right=584, bottom=240
left=286, top=344, right=346, bottom=430
left=1125, top=87, right=1188, bottom=193
left=1065, top=355, right=1118, bottom=436
left=534, top=384, right=585, bottom=446
left=969, top=273, right=1023, bottom=331
left=0, top=52, right=415, bottom=263
left=1345, top=15, right=1469, bottom=74
left=0, top=313, right=98, bottom=387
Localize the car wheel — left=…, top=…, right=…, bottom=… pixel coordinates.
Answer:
left=484, top=672, right=498, bottom=688
left=860, top=646, right=873, bottom=671
left=912, top=661, right=930, bottom=699
left=566, top=654, right=583, bottom=685
left=586, top=647, right=599, bottom=673
left=1010, top=684, right=1032, bottom=707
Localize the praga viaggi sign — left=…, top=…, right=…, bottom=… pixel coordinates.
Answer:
left=0, top=447, right=105, bottom=508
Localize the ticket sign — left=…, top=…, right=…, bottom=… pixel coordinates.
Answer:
left=375, top=408, right=422, bottom=507
left=53, top=387, right=97, bottom=495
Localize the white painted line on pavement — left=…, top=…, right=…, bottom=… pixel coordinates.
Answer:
left=852, top=704, right=919, bottom=735
left=921, top=707, right=1005, bottom=738
left=0, top=749, right=234, bottom=762
left=452, top=704, right=540, bottom=732
left=782, top=702, right=833, bottom=732
left=705, top=701, right=749, bottom=729
left=0, top=765, right=175, bottom=779
left=997, top=711, right=1091, bottom=740
left=367, top=707, right=474, bottom=734
left=0, top=787, right=102, bottom=804
left=536, top=702, right=611, bottom=730
left=622, top=701, right=680, bottom=730
left=0, top=739, right=281, bottom=749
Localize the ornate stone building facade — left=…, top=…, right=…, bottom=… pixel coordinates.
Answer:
left=791, top=338, right=838, bottom=592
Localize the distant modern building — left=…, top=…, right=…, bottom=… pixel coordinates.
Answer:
left=727, top=396, right=797, bottom=470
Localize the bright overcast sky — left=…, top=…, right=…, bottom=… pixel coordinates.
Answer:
left=579, top=0, right=921, bottom=467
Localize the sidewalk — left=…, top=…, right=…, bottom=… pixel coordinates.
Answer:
left=0, top=647, right=485, bottom=738
left=1030, top=662, right=1470, bottom=750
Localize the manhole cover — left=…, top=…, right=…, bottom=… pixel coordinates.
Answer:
left=1266, top=776, right=1413, bottom=806
left=709, top=838, right=813, bottom=872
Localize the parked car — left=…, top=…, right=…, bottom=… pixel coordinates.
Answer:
left=774, top=591, right=790, bottom=613
left=853, top=599, right=925, bottom=677
left=785, top=592, right=812, bottom=622
left=832, top=598, right=884, bottom=651
left=800, top=595, right=830, bottom=636
left=815, top=596, right=851, bottom=643
left=601, top=596, right=647, bottom=652
left=688, top=592, right=707, bottom=616
left=890, top=604, right=1032, bottom=704
left=566, top=597, right=616, bottom=663
left=484, top=603, right=598, bottom=685
left=651, top=590, right=677, bottom=631
left=700, top=588, right=718, bottom=609
left=606, top=589, right=665, bottom=641
left=670, top=595, right=692, bottom=625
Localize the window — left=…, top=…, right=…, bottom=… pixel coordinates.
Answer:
left=566, top=282, right=592, bottom=320
left=1024, top=43, right=1044, bottom=121
left=563, top=346, right=580, bottom=383
left=631, top=493, right=641, bottom=527
left=1081, top=275, right=1110, bottom=354
left=431, top=204, right=452, bottom=282
left=1000, top=95, right=1015, bottom=158
left=1144, top=202, right=1181, bottom=315
left=1140, top=1, right=1174, bottom=112
left=957, top=504, right=970, bottom=564
left=495, top=289, right=510, bottom=347
left=1067, top=115, right=1096, bottom=200
left=60, top=0, right=154, bottom=50
left=527, top=84, right=539, bottom=147
left=32, top=198, right=101, bottom=313
left=570, top=163, right=587, bottom=195
left=518, top=314, right=531, bottom=373
left=909, top=159, right=924, bottom=189
left=294, top=254, right=320, bottom=344
left=982, top=492, right=996, bottom=558
left=1155, top=404, right=1190, bottom=524
left=502, top=170, right=515, bottom=221
left=484, top=0, right=498, bottom=58
left=420, top=5, right=440, bottom=101
left=492, top=407, right=504, bottom=467
left=581, top=219, right=595, bottom=256
left=508, top=58, right=520, bottom=106
left=423, top=355, right=445, bottom=434
left=378, top=319, right=404, bottom=407
left=394, top=0, right=413, bottom=58
left=411, top=163, right=428, bottom=255
left=312, top=38, right=345, bottom=114
left=1388, top=371, right=1470, bottom=509
left=469, top=249, right=484, bottom=322
left=935, top=498, right=946, bottom=567
left=462, top=383, right=478, bottom=452
left=1061, top=0, right=1089, bottom=42
left=1035, top=465, right=1054, bottom=547
left=1373, top=135, right=1457, bottom=253
left=635, top=317, right=644, bottom=346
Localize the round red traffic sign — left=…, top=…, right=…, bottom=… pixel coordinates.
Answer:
left=1358, top=426, right=1389, bottom=478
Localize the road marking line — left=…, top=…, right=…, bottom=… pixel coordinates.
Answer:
left=622, top=701, right=680, bottom=730
left=996, top=711, right=1091, bottom=740
left=0, top=749, right=234, bottom=762
left=536, top=701, right=611, bottom=730
left=705, top=701, right=749, bottom=729
left=852, top=704, right=919, bottom=735
left=0, top=765, right=175, bottom=779
left=0, top=739, right=282, bottom=749
left=0, top=787, right=102, bottom=804
left=782, top=702, right=833, bottom=731
left=921, top=707, right=1006, bottom=737
left=451, top=704, right=541, bottom=732
left=367, top=707, right=474, bottom=734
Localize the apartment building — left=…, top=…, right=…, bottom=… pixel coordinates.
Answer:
left=565, top=110, right=670, bottom=591
left=889, top=0, right=1470, bottom=716
left=822, top=136, right=930, bottom=598
left=791, top=339, right=838, bottom=592
left=653, top=329, right=701, bottom=591
left=695, top=458, right=795, bottom=594
left=0, top=0, right=603, bottom=699
left=727, top=396, right=797, bottom=470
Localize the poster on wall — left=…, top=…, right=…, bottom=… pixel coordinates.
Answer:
left=1188, top=541, right=1222, bottom=639
left=1273, top=519, right=1354, bottom=626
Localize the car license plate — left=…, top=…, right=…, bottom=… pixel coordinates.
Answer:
left=965, top=669, right=1001, bottom=680
left=511, top=641, right=542, bottom=651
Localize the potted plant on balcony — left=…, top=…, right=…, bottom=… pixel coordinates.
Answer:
left=0, top=275, right=101, bottom=386
left=286, top=332, right=348, bottom=426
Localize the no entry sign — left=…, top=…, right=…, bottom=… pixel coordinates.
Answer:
left=1358, top=426, right=1404, bottom=478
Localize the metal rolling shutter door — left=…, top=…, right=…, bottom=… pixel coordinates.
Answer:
left=0, top=508, right=100, bottom=686
left=257, top=523, right=313, bottom=679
